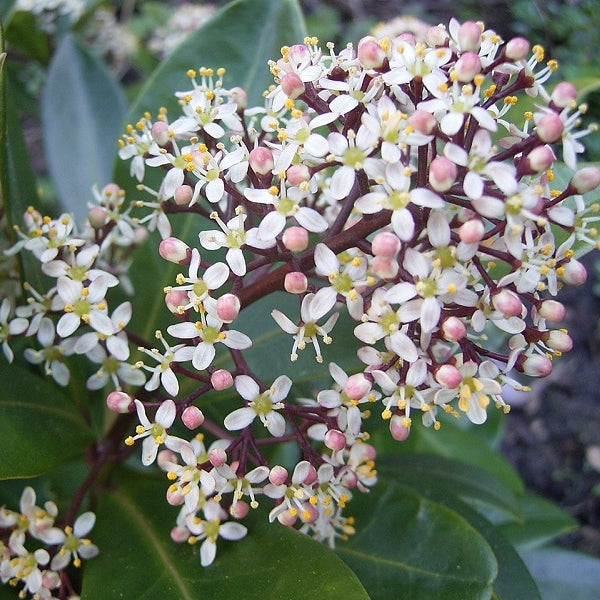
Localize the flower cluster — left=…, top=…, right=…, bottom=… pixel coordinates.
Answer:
left=0, top=487, right=98, bottom=599
left=4, top=17, right=600, bottom=569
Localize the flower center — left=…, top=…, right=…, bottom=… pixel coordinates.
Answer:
left=380, top=311, right=400, bottom=334
left=343, top=146, right=366, bottom=170
left=253, top=393, right=273, bottom=416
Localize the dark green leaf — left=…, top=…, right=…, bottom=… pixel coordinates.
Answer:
left=499, top=492, right=577, bottom=551
left=82, top=475, right=369, bottom=600
left=336, top=482, right=497, bottom=600
left=0, top=361, right=94, bottom=479
left=42, top=33, right=126, bottom=222
left=520, top=546, right=600, bottom=600
left=4, top=10, right=50, bottom=63
left=378, top=454, right=521, bottom=521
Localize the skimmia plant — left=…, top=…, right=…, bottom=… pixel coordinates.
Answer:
left=2, top=1, right=600, bottom=598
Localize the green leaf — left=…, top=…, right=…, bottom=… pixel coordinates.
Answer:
left=41, top=33, right=126, bottom=222
left=4, top=10, right=50, bottom=63
left=499, top=492, right=578, bottom=551
left=82, top=475, right=369, bottom=600
left=378, top=454, right=521, bottom=521
left=336, top=482, right=497, bottom=600
left=0, top=361, right=94, bottom=479
left=520, top=546, right=600, bottom=600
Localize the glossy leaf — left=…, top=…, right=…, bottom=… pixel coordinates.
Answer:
left=82, top=475, right=369, bottom=600
left=499, top=492, right=578, bottom=551
left=0, top=361, right=94, bottom=479
left=520, top=546, right=600, bottom=600
left=378, top=454, right=521, bottom=521
left=336, top=482, right=497, bottom=600
left=42, top=33, right=126, bottom=221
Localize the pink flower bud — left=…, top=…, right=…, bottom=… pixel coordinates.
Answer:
left=538, top=299, right=565, bottom=322
left=344, top=373, right=372, bottom=400
left=341, top=469, right=358, bottom=488
left=426, top=25, right=449, bottom=46
left=211, top=369, right=234, bottom=390
left=281, top=72, right=305, bottom=99
left=286, top=164, right=311, bottom=185
left=88, top=206, right=107, bottom=229
left=545, top=330, right=573, bottom=352
left=277, top=509, right=298, bottom=527
left=390, top=414, right=410, bottom=441
left=106, top=391, right=133, bottom=413
left=571, top=167, right=600, bottom=194
left=517, top=353, right=553, bottom=377
left=505, top=37, right=530, bottom=60
left=551, top=82, right=577, bottom=108
left=171, top=526, right=189, bottom=543
left=372, top=256, right=399, bottom=279
left=133, top=227, right=149, bottom=244
left=151, top=121, right=170, bottom=146
left=102, top=182, right=122, bottom=199
left=435, top=364, right=463, bottom=388
left=458, top=219, right=485, bottom=243
left=159, top=237, right=191, bottom=264
left=560, top=258, right=587, bottom=285
left=525, top=145, right=556, bottom=173
left=454, top=52, right=481, bottom=82
left=208, top=447, right=227, bottom=467
left=441, top=316, right=467, bottom=341
left=357, top=38, right=386, bottom=69
left=174, top=184, right=194, bottom=205
left=457, top=21, right=482, bottom=52
left=181, top=405, right=204, bottom=429
left=284, top=271, right=308, bottom=294
left=216, top=293, right=241, bottom=322
left=408, top=110, right=437, bottom=134
left=429, top=156, right=457, bottom=192
left=230, top=500, right=250, bottom=519
left=230, top=86, right=247, bottom=110
left=299, top=502, right=318, bottom=523
left=536, top=112, right=564, bottom=143
left=492, top=288, right=523, bottom=317
left=303, top=463, right=318, bottom=485
left=324, top=429, right=347, bottom=451
left=289, top=44, right=310, bottom=66
left=249, top=147, right=274, bottom=175
left=269, top=465, right=288, bottom=485
left=165, top=289, right=188, bottom=314
left=282, top=226, right=309, bottom=251
left=371, top=231, right=401, bottom=257
left=166, top=486, right=185, bottom=506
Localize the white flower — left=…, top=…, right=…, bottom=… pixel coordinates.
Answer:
left=50, top=512, right=99, bottom=570
left=224, top=375, right=292, bottom=437
left=0, top=299, right=28, bottom=363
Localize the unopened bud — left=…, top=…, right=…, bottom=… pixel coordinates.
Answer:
left=230, top=86, right=247, bottom=110
left=560, top=258, right=587, bottom=285
left=390, top=414, right=411, bottom=441
left=429, top=156, right=457, bottom=191
left=545, top=330, right=573, bottom=352
left=457, top=21, right=482, bottom=52
left=303, top=463, right=318, bottom=485
left=441, top=316, right=467, bottom=341
left=435, top=364, right=463, bottom=388
left=159, top=237, right=191, bottom=264
left=181, top=406, right=204, bottom=429
left=408, top=110, right=437, bottom=134
left=230, top=500, right=250, bottom=519
left=286, top=164, right=311, bottom=186
left=282, top=226, right=309, bottom=251
left=324, top=429, right=346, bottom=451
left=551, top=82, right=577, bottom=108
left=505, top=37, right=530, bottom=60
left=454, top=52, right=481, bottom=82
left=426, top=25, right=449, bottom=46
left=535, top=112, right=564, bottom=143
left=458, top=219, right=485, bottom=243
left=165, top=289, right=188, bottom=314
left=216, top=293, right=241, bottom=322
left=492, top=288, right=523, bottom=317
left=208, top=447, right=227, bottom=467
left=517, top=353, right=553, bottom=377
left=269, top=465, right=288, bottom=485
left=357, top=38, right=386, bottom=69
left=249, top=147, right=274, bottom=175
left=277, top=509, right=298, bottom=527
left=372, top=256, right=399, bottom=279
left=538, top=299, right=565, bottom=322
left=281, top=72, right=305, bottom=99
left=299, top=502, right=318, bottom=523
left=174, top=184, right=194, bottom=205
left=171, top=526, right=189, bottom=543
left=166, top=487, right=184, bottom=506
left=211, top=369, right=234, bottom=390
left=284, top=271, right=308, bottom=294
left=571, top=166, right=600, bottom=194
left=133, top=227, right=149, bottom=244
left=371, top=231, right=401, bottom=257
left=106, top=391, right=133, bottom=413
left=344, top=373, right=372, bottom=400
left=524, top=145, right=556, bottom=173
left=151, top=121, right=170, bottom=146
left=88, top=206, right=107, bottom=229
